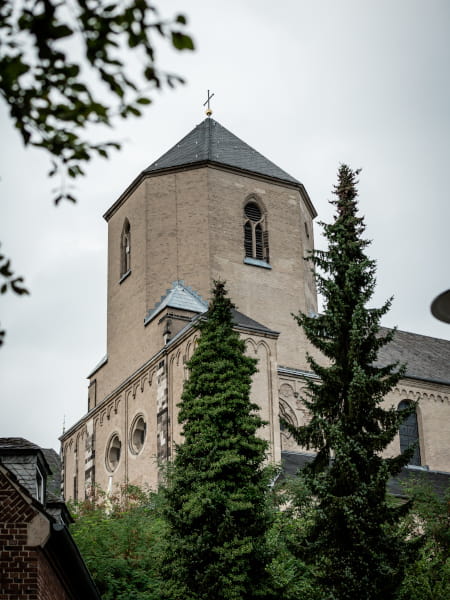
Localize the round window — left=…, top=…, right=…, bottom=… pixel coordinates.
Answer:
left=130, top=415, right=146, bottom=455
left=106, top=434, right=121, bottom=472
left=244, top=202, right=262, bottom=222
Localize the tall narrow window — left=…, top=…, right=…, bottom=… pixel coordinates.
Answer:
left=120, top=219, right=131, bottom=277
left=398, top=400, right=421, bottom=466
left=244, top=201, right=269, bottom=263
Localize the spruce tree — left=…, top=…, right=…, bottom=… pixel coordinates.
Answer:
left=289, top=165, right=417, bottom=600
left=161, top=281, right=273, bottom=600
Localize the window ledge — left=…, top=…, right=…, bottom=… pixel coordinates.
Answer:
left=243, top=257, right=272, bottom=270
left=119, top=269, right=131, bottom=284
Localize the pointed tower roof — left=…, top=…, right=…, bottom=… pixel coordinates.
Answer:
left=104, top=117, right=316, bottom=220
left=144, top=280, right=208, bottom=325
left=144, top=118, right=300, bottom=185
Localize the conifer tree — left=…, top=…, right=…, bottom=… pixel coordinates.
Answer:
left=161, top=281, right=273, bottom=600
left=289, top=165, right=418, bottom=600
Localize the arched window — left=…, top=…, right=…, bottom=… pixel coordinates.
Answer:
left=120, top=219, right=131, bottom=277
left=398, top=400, right=421, bottom=466
left=244, top=200, right=269, bottom=263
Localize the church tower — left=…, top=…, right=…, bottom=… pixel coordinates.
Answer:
left=61, top=116, right=319, bottom=498
left=101, top=117, right=317, bottom=397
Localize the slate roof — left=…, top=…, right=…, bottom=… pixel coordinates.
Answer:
left=377, top=328, right=450, bottom=385
left=231, top=309, right=278, bottom=336
left=144, top=117, right=301, bottom=186
left=42, top=448, right=62, bottom=501
left=0, top=438, right=61, bottom=501
left=144, top=280, right=208, bottom=325
left=280, top=451, right=450, bottom=499
left=0, top=437, right=42, bottom=453
left=104, top=117, right=317, bottom=220
left=144, top=280, right=278, bottom=337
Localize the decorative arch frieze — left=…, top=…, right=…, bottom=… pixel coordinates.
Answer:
left=185, top=335, right=200, bottom=362
left=106, top=401, right=115, bottom=420
left=390, top=385, right=449, bottom=405
left=244, top=337, right=272, bottom=359
left=175, top=348, right=182, bottom=366
left=244, top=337, right=257, bottom=353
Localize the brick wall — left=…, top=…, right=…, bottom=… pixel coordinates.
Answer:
left=0, top=471, right=70, bottom=600
left=36, top=552, right=71, bottom=600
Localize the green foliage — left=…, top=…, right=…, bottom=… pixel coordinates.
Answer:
left=69, top=484, right=166, bottom=600
left=267, top=477, right=322, bottom=600
left=395, top=478, right=450, bottom=600
left=161, top=281, right=274, bottom=600
left=287, top=165, right=419, bottom=599
left=0, top=0, right=194, bottom=203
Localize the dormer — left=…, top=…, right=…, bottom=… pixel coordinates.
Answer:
left=0, top=437, right=51, bottom=505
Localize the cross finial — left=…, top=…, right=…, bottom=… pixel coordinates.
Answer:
left=203, top=89, right=215, bottom=117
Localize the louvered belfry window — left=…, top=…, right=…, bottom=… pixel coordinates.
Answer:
left=244, top=201, right=269, bottom=262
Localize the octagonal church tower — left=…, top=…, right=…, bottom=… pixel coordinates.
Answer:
left=61, top=117, right=319, bottom=499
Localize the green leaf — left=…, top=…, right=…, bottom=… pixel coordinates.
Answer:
left=171, top=31, right=195, bottom=51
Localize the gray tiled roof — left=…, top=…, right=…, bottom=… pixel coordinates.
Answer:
left=0, top=438, right=61, bottom=501
left=377, top=328, right=450, bottom=385
left=0, top=437, right=42, bottom=452
left=231, top=309, right=278, bottom=336
left=280, top=451, right=450, bottom=498
left=144, top=118, right=301, bottom=186
left=144, top=280, right=208, bottom=325
left=42, top=448, right=62, bottom=501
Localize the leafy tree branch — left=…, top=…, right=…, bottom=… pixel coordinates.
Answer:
left=0, top=0, right=194, bottom=203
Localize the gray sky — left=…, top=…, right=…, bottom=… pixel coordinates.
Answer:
left=1, top=0, right=449, bottom=451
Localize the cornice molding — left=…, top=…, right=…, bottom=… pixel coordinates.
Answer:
left=103, top=162, right=317, bottom=222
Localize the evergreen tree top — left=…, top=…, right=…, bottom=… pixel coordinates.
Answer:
left=162, top=280, right=273, bottom=600
left=288, top=165, right=417, bottom=600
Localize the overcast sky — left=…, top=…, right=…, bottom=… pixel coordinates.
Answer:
left=1, top=0, right=449, bottom=451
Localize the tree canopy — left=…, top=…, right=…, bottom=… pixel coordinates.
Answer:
left=70, top=484, right=166, bottom=600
